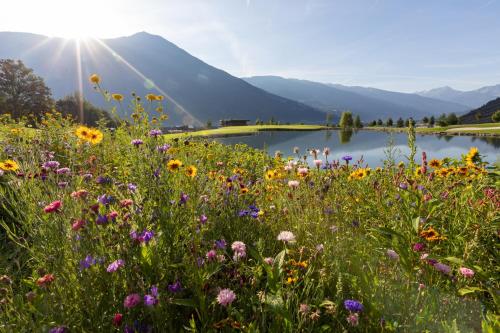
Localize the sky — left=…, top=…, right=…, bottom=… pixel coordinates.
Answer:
left=1, top=0, right=499, bottom=92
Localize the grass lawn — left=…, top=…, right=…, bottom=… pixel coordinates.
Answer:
left=365, top=123, right=500, bottom=135
left=164, top=124, right=327, bottom=139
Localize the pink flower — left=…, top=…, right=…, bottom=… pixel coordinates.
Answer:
left=216, top=288, right=236, bottom=307
left=71, top=219, right=86, bottom=231
left=313, top=159, right=323, bottom=167
left=299, top=303, right=310, bottom=315
left=71, top=189, right=88, bottom=199
left=288, top=180, right=300, bottom=188
left=107, top=259, right=125, bottom=273
left=123, top=293, right=141, bottom=308
left=120, top=199, right=133, bottom=207
left=386, top=249, right=399, bottom=261
left=459, top=267, right=475, bottom=278
left=44, top=200, right=62, bottom=213
left=206, top=250, right=217, bottom=262
left=346, top=313, right=359, bottom=326
left=264, top=257, right=274, bottom=265
left=297, top=167, right=308, bottom=176
left=231, top=241, right=246, bottom=261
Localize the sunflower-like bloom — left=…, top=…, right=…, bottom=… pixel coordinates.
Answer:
left=428, top=159, right=442, bottom=168
left=89, top=74, right=100, bottom=84
left=75, top=126, right=91, bottom=140
left=87, top=129, right=104, bottom=144
left=112, top=93, right=124, bottom=102
left=167, top=159, right=183, bottom=172
left=146, top=93, right=157, bottom=102
left=156, top=95, right=164, bottom=101
left=0, top=159, right=19, bottom=171
left=185, top=165, right=197, bottom=178
left=465, top=147, right=480, bottom=165
left=420, top=227, right=446, bottom=242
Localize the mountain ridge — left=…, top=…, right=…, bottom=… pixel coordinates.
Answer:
left=0, top=31, right=327, bottom=125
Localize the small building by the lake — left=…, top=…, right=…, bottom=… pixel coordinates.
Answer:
left=219, top=119, right=250, bottom=127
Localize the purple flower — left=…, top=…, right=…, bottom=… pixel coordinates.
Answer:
left=56, top=167, right=71, bottom=175
left=80, top=255, right=96, bottom=270
left=98, top=194, right=113, bottom=205
left=107, top=259, right=125, bottom=273
left=49, top=327, right=68, bottom=333
left=131, top=139, right=144, bottom=146
left=399, top=183, right=408, bottom=190
left=168, top=281, right=182, bottom=293
left=42, top=161, right=60, bottom=169
left=238, top=210, right=249, bottom=217
left=342, top=155, right=352, bottom=162
left=96, top=214, right=108, bottom=225
left=82, top=173, right=93, bottom=181
left=156, top=144, right=171, bottom=153
left=144, top=294, right=157, bottom=307
left=412, top=243, right=425, bottom=252
left=179, top=193, right=189, bottom=205
left=130, top=229, right=155, bottom=244
left=199, top=214, right=208, bottom=224
left=96, top=175, right=111, bottom=185
left=58, top=182, right=68, bottom=188
left=149, top=129, right=162, bottom=137
left=215, top=239, right=227, bottom=249
left=344, top=299, right=364, bottom=312
left=206, top=249, right=217, bottom=261
left=150, top=285, right=158, bottom=297
left=433, top=262, right=452, bottom=275
left=128, top=183, right=137, bottom=192
left=250, top=211, right=259, bottom=219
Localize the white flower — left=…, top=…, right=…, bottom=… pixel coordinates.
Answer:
left=277, top=231, right=296, bottom=243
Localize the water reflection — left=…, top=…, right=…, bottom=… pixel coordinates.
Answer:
left=216, top=130, right=499, bottom=167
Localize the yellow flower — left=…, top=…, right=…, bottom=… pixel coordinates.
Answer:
left=167, top=159, right=183, bottom=172
left=89, top=74, right=100, bottom=84
left=0, top=159, right=19, bottom=172
left=185, top=165, right=197, bottom=178
left=429, top=159, right=442, bottom=168
left=87, top=129, right=104, bottom=145
left=75, top=126, right=91, bottom=140
left=465, top=147, right=480, bottom=165
left=112, top=93, right=123, bottom=102
left=146, top=93, right=157, bottom=102
left=156, top=95, right=164, bottom=101
left=240, top=187, right=249, bottom=194
left=10, top=128, right=22, bottom=135
left=265, top=170, right=275, bottom=180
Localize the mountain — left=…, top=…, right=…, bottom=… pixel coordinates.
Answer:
left=459, top=97, right=500, bottom=124
left=329, top=84, right=468, bottom=116
left=0, top=31, right=326, bottom=125
left=417, top=86, right=498, bottom=108
left=243, top=76, right=467, bottom=121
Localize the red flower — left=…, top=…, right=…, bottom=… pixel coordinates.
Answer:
left=120, top=199, right=133, bottom=207
left=112, top=313, right=123, bottom=327
left=44, top=200, right=62, bottom=213
left=36, top=274, right=55, bottom=287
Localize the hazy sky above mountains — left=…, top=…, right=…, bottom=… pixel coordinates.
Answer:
left=1, top=0, right=499, bottom=92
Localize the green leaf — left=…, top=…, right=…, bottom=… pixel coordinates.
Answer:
left=413, top=216, right=420, bottom=233
left=458, top=286, right=484, bottom=296
left=141, top=245, right=152, bottom=265
left=444, top=256, right=464, bottom=265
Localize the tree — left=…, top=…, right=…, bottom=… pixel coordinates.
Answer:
left=325, top=112, right=334, bottom=126
left=55, top=93, right=115, bottom=127
left=429, top=116, right=435, bottom=127
left=396, top=117, right=404, bottom=127
left=0, top=59, right=53, bottom=121
left=422, top=116, right=429, bottom=124
left=206, top=119, right=212, bottom=128
left=437, top=113, right=448, bottom=127
left=369, top=120, right=377, bottom=126
left=353, top=115, right=363, bottom=128
left=339, top=111, right=353, bottom=129
left=446, top=113, right=458, bottom=125
left=377, top=119, right=383, bottom=126
left=386, top=118, right=393, bottom=127
left=492, top=110, right=500, bottom=122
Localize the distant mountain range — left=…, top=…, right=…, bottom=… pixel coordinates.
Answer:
left=417, top=85, right=500, bottom=108
left=459, top=97, right=500, bottom=124
left=0, top=31, right=325, bottom=125
left=243, top=76, right=469, bottom=121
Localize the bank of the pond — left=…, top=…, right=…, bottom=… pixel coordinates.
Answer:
left=363, top=123, right=500, bottom=137
left=164, top=124, right=329, bottom=139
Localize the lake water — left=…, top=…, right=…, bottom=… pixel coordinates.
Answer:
left=216, top=130, right=500, bottom=167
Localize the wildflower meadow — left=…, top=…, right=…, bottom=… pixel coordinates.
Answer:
left=0, top=75, right=499, bottom=332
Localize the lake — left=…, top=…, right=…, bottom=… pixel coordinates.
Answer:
left=215, top=130, right=500, bottom=167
